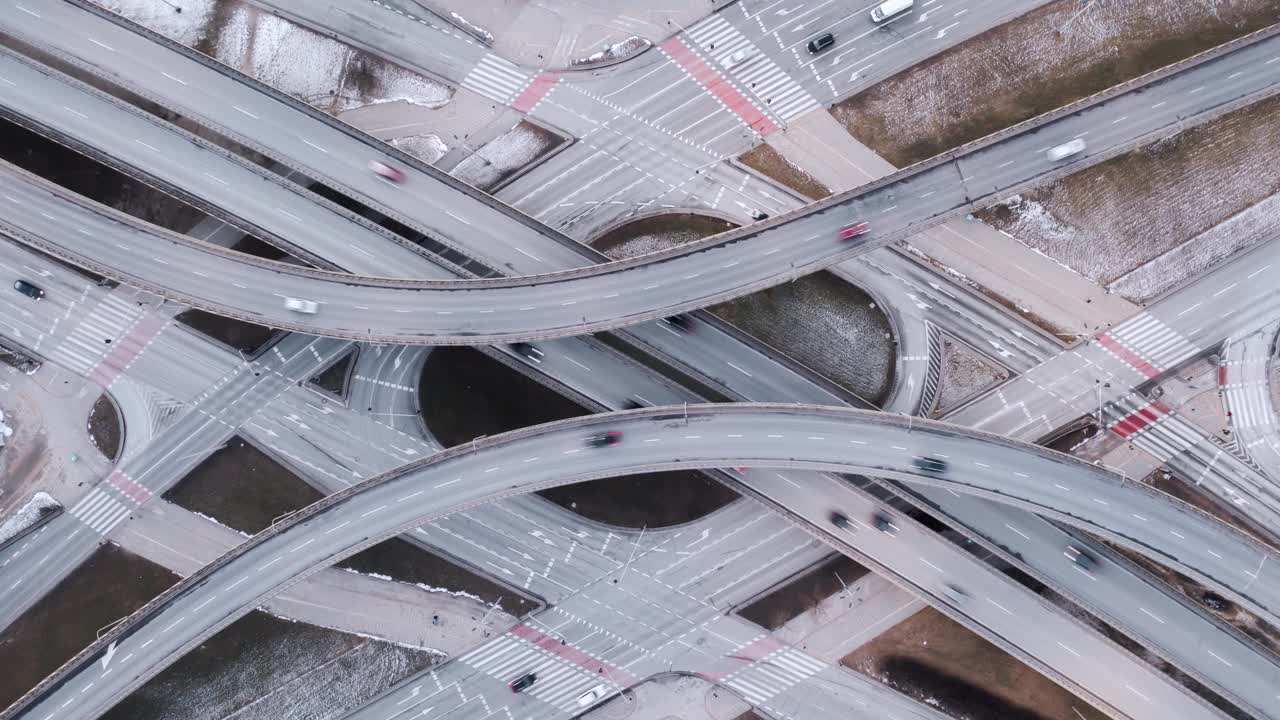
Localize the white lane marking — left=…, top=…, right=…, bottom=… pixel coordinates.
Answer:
left=361, top=505, right=388, bottom=518
left=324, top=521, right=351, bottom=535
left=434, top=478, right=463, bottom=488
left=398, top=491, right=425, bottom=503
left=233, top=105, right=260, bottom=119
left=918, top=557, right=943, bottom=572
left=987, top=599, right=1013, bottom=615
left=302, top=139, right=329, bottom=153
left=726, top=362, right=753, bottom=377
left=1139, top=607, right=1165, bottom=624
left=1206, top=649, right=1233, bottom=667
left=1056, top=641, right=1080, bottom=658
left=88, top=38, right=115, bottom=51
left=516, top=248, right=542, bottom=262
left=161, top=72, right=188, bottom=86
left=135, top=139, right=160, bottom=152
left=446, top=211, right=471, bottom=226
left=289, top=538, right=314, bottom=553
left=1004, top=524, right=1029, bottom=540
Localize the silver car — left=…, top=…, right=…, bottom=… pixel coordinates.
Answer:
left=283, top=297, right=319, bottom=314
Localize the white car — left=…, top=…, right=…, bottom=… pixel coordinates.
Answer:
left=283, top=297, right=319, bottom=314
left=576, top=685, right=607, bottom=707
left=720, top=48, right=753, bottom=69
left=1046, top=138, right=1086, bottom=161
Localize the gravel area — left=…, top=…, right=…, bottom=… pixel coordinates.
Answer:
left=593, top=213, right=737, bottom=258
left=738, top=554, right=867, bottom=630
left=175, top=309, right=279, bottom=355
left=979, top=95, right=1280, bottom=296
left=932, top=337, right=1009, bottom=414
left=833, top=0, right=1280, bottom=167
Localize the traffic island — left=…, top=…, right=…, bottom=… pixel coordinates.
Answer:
left=87, top=392, right=123, bottom=463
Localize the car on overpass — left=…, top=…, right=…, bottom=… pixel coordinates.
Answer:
left=368, top=160, right=405, bottom=183
left=872, top=512, right=899, bottom=535
left=511, top=342, right=543, bottom=364
left=912, top=456, right=948, bottom=474
left=830, top=511, right=853, bottom=530
left=662, top=315, right=695, bottom=334
left=585, top=431, right=624, bottom=448
left=1065, top=544, right=1100, bottom=573
left=838, top=221, right=871, bottom=240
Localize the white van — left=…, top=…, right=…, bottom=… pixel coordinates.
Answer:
left=870, top=0, right=914, bottom=23
left=1046, top=138, right=1086, bottom=161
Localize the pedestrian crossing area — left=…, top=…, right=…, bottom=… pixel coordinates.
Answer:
left=686, top=16, right=818, bottom=123
left=721, top=646, right=828, bottom=705
left=1102, top=313, right=1199, bottom=376
left=461, top=54, right=532, bottom=106
left=48, top=293, right=141, bottom=378
left=1107, top=397, right=1200, bottom=462
left=68, top=486, right=133, bottom=536
left=459, top=631, right=613, bottom=712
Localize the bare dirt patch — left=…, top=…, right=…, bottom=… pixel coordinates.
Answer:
left=309, top=346, right=356, bottom=398
left=932, top=336, right=1009, bottom=414
left=593, top=214, right=895, bottom=403
left=593, top=213, right=737, bottom=257
left=175, top=309, right=279, bottom=355
left=0, top=543, right=179, bottom=710
left=738, top=554, right=868, bottom=630
left=708, top=274, right=895, bottom=405
left=87, top=392, right=122, bottom=463
left=419, top=347, right=736, bottom=528
left=738, top=144, right=831, bottom=201
left=979, top=95, right=1280, bottom=295
left=101, top=610, right=437, bottom=720
left=833, top=0, right=1280, bottom=168
left=843, top=607, right=1108, bottom=720
left=341, top=538, right=534, bottom=614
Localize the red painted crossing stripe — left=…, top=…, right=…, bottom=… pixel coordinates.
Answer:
left=512, top=72, right=559, bottom=113
left=1109, top=400, right=1171, bottom=438
left=1095, top=332, right=1160, bottom=379
left=88, top=314, right=166, bottom=389
left=105, top=469, right=150, bottom=505
left=660, top=37, right=777, bottom=136
left=1218, top=365, right=1228, bottom=385
left=508, top=623, right=636, bottom=683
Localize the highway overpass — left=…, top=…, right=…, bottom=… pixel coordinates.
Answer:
left=6, top=405, right=1277, bottom=720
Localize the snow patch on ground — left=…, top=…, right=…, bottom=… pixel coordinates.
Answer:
left=95, top=0, right=451, bottom=115
left=391, top=134, right=450, bottom=164
left=451, top=121, right=558, bottom=191
left=0, top=492, right=60, bottom=546
left=192, top=509, right=252, bottom=539
left=449, top=10, right=494, bottom=44
left=571, top=36, right=651, bottom=67
left=1109, top=192, right=1280, bottom=302
left=337, top=566, right=488, bottom=604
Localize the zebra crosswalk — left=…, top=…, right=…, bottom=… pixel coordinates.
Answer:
left=1103, top=313, right=1200, bottom=375
left=1107, top=397, right=1200, bottom=462
left=68, top=487, right=132, bottom=536
left=49, top=293, right=141, bottom=377
left=685, top=16, right=818, bottom=123
left=461, top=54, right=532, bottom=106
left=460, top=632, right=611, bottom=712
left=721, top=646, right=827, bottom=705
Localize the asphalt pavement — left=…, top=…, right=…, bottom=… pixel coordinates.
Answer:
left=4, top=26, right=1278, bottom=341
left=11, top=404, right=1278, bottom=720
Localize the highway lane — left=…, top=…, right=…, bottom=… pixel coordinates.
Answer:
left=0, top=47, right=449, bottom=279
left=2, top=0, right=594, bottom=277
left=4, top=27, right=1279, bottom=341
left=5, top=233, right=1276, bottom=717
left=13, top=404, right=1269, bottom=720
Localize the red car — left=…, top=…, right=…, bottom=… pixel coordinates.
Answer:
left=838, top=221, right=870, bottom=240
left=368, top=160, right=405, bottom=183
left=585, top=431, right=624, bottom=448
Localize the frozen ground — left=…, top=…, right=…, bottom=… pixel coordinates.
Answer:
left=450, top=121, right=561, bottom=191
left=0, top=491, right=60, bottom=546
left=95, top=0, right=453, bottom=115
left=834, top=0, right=1279, bottom=167
left=932, top=336, right=1009, bottom=414
left=103, top=611, right=438, bottom=720
left=981, top=95, right=1280, bottom=299
left=391, top=134, right=451, bottom=165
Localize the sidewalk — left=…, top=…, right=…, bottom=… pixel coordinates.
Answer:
left=118, top=500, right=516, bottom=652
left=767, top=109, right=1139, bottom=337
left=405, top=0, right=729, bottom=70
left=771, top=572, right=924, bottom=663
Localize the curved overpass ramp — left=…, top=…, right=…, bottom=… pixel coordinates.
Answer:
left=6, top=405, right=1276, bottom=720
left=2, top=27, right=1278, bottom=343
